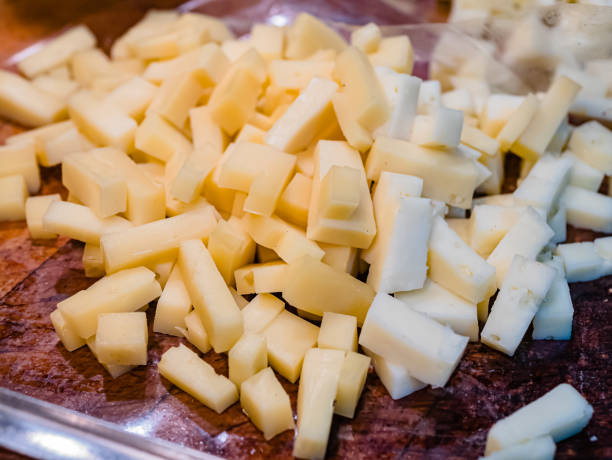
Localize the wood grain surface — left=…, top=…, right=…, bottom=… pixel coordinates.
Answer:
left=0, top=1, right=610, bottom=459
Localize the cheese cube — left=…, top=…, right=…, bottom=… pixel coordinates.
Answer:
left=532, top=257, right=573, bottom=340
left=256, top=245, right=279, bottom=263
left=147, top=71, right=204, bottom=129
left=396, top=279, right=479, bottom=341
left=441, top=88, right=474, bottom=116
left=269, top=59, right=334, bottom=91
left=334, top=46, right=389, bottom=130
left=351, top=23, right=381, bottom=53
left=0, top=141, right=40, bottom=194
left=480, top=436, right=556, bottom=460
left=317, top=312, right=357, bottom=352
left=446, top=218, right=470, bottom=244
left=235, top=124, right=265, bottom=145
left=6, top=120, right=72, bottom=163
left=190, top=106, right=226, bottom=155
left=178, top=239, right=243, bottom=353
left=368, top=36, right=413, bottom=74
left=335, top=352, right=370, bottom=418
left=241, top=293, right=285, bottom=334
left=513, top=76, right=581, bottom=161
left=319, top=244, right=359, bottom=275
left=265, top=78, right=338, bottom=154
left=477, top=151, right=503, bottom=195
left=0, top=175, right=27, bottom=221
left=293, top=348, right=345, bottom=459
left=417, top=80, right=441, bottom=114
left=111, top=10, right=179, bottom=59
left=363, top=347, right=426, bottom=400
left=58, top=267, right=161, bottom=339
left=331, top=91, right=373, bottom=152
left=231, top=192, right=247, bottom=218
left=481, top=94, right=525, bottom=137
left=32, top=75, right=79, bottom=101
left=563, top=151, right=604, bottom=192
left=485, top=383, right=593, bottom=454
left=277, top=173, right=312, bottom=227
left=183, top=311, right=211, bottom=354
left=595, top=236, right=612, bottom=260
left=365, top=137, right=481, bottom=209
left=82, top=243, right=104, bottom=278
left=42, top=126, right=96, bottom=167
left=568, top=121, right=612, bottom=174
left=308, top=141, right=376, bottom=248
left=95, top=312, right=148, bottom=366
left=496, top=93, right=538, bottom=153
left=50, top=309, right=85, bottom=352
left=153, top=265, right=191, bottom=336
left=228, top=333, right=267, bottom=387
left=554, top=242, right=604, bottom=283
left=461, top=125, right=499, bottom=156
left=318, top=165, right=361, bottom=219
left=62, top=152, right=127, bottom=218
left=561, top=186, right=612, bottom=233
left=482, top=255, right=555, bottom=356
left=25, top=194, right=61, bottom=239
left=135, top=113, right=192, bottom=162
left=101, top=207, right=217, bottom=273
left=104, top=76, right=156, bottom=120
left=283, top=256, right=375, bottom=325
left=410, top=108, right=463, bottom=149
left=70, top=48, right=114, bottom=88
left=263, top=310, right=319, bottom=383
left=158, top=344, right=238, bottom=414
left=240, top=367, right=294, bottom=440
left=208, top=218, right=255, bottom=286
left=250, top=24, right=284, bottom=61
left=86, top=336, right=135, bottom=379
left=429, top=216, right=497, bottom=304
left=375, top=71, right=421, bottom=141
left=284, top=13, right=347, bottom=59
left=234, top=261, right=288, bottom=295
left=469, top=205, right=524, bottom=258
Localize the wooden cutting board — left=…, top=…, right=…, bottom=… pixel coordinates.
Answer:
left=0, top=1, right=610, bottom=458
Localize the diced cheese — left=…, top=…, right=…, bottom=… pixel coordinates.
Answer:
left=183, top=311, right=211, bottom=353
left=0, top=141, right=40, bottom=194
left=481, top=255, right=555, bottom=356
left=208, top=218, right=255, bottom=286
left=104, top=76, right=157, bottom=120
left=461, top=125, right=499, bottom=157
left=319, top=243, right=359, bottom=275
left=190, top=105, right=227, bottom=154
left=284, top=13, right=347, bottom=59
left=147, top=71, right=204, bottom=129
left=317, top=312, right=358, bottom=352
left=368, top=36, right=413, bottom=74
left=136, top=113, right=193, bottom=163
left=375, top=70, right=421, bottom=141
left=32, top=75, right=79, bottom=101
left=250, top=24, right=284, bottom=61
left=277, top=173, right=311, bottom=228
left=335, top=352, right=370, bottom=418
left=0, top=175, right=27, bottom=221
left=82, top=243, right=104, bottom=278
left=567, top=120, right=612, bottom=174
left=86, top=335, right=134, bottom=379
left=480, top=94, right=524, bottom=137
left=532, top=257, right=573, bottom=340
left=95, top=312, right=147, bottom=366
left=554, top=242, right=604, bottom=283
left=469, top=205, right=526, bottom=258
left=228, top=333, right=267, bottom=387
left=153, top=265, right=191, bottom=336
left=42, top=126, right=96, bottom=167
left=241, top=293, right=285, bottom=334
left=351, top=23, right=381, bottom=53
left=269, top=60, right=334, bottom=90
left=560, top=185, right=612, bottom=233
left=363, top=347, right=426, bottom=400
left=331, top=91, right=373, bottom=152
left=497, top=93, right=538, bottom=153
left=25, top=194, right=61, bottom=239
left=441, top=88, right=474, bottom=116
left=50, top=309, right=85, bottom=352
left=411, top=108, right=463, bottom=149
left=562, top=151, right=604, bottom=192
left=417, top=80, right=441, bottom=114
left=479, top=436, right=556, bottom=460
left=234, top=261, right=288, bottom=295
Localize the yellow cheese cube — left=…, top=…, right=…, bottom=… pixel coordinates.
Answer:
left=296, top=147, right=315, bottom=178
left=178, top=239, right=243, bottom=353
left=283, top=256, right=375, bottom=325
left=242, top=293, right=285, bottom=334
left=169, top=145, right=220, bottom=204
left=32, top=75, right=79, bottom=101
left=18, top=25, right=96, bottom=78
left=285, top=13, right=347, bottom=59
left=182, top=310, right=211, bottom=353
left=135, top=113, right=192, bottom=163
left=0, top=141, right=40, bottom=193
left=263, top=310, right=319, bottom=383
left=335, top=352, right=371, bottom=418
left=231, top=192, right=247, bottom=218
left=319, top=243, right=359, bottom=275
left=0, top=70, right=65, bottom=127
left=153, top=265, right=191, bottom=336
left=277, top=173, right=312, bottom=227
left=208, top=218, right=256, bottom=285
left=42, top=126, right=96, bottom=167
left=333, top=46, right=389, bottom=130
left=50, top=309, right=85, bottom=352
left=257, top=85, right=297, bottom=115
left=308, top=141, right=376, bottom=248
left=240, top=367, right=294, bottom=440
left=147, top=71, right=204, bottom=129
left=104, top=76, right=157, bottom=120
left=368, top=35, right=414, bottom=74
left=229, top=287, right=249, bottom=309
left=95, top=312, right=148, bottom=366
left=351, top=23, right=381, bottom=53
left=497, top=93, right=538, bottom=153
left=70, top=48, right=114, bottom=88
left=58, top=266, right=161, bottom=339
left=269, top=59, right=334, bottom=91
left=234, top=261, right=288, bottom=295
left=158, top=344, right=238, bottom=413
left=82, top=243, right=104, bottom=278
left=190, top=105, right=227, bottom=154
left=61, top=152, right=127, bottom=218
left=26, top=194, right=61, bottom=239
left=235, top=124, right=265, bottom=145
left=149, top=258, right=175, bottom=289
left=331, top=91, right=373, bottom=152
left=228, top=333, right=267, bottom=387
left=110, top=10, right=179, bottom=59
left=265, top=77, right=338, bottom=154
left=318, top=312, right=357, bottom=352
left=204, top=164, right=236, bottom=214
left=318, top=165, right=361, bottom=219
left=5, top=120, right=72, bottom=164
left=101, top=207, right=217, bottom=273
left=250, top=24, right=284, bottom=61
left=86, top=335, right=135, bottom=379
left=256, top=245, right=280, bottom=263
left=293, top=348, right=345, bottom=459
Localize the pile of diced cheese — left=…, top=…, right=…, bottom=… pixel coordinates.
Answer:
left=0, top=10, right=607, bottom=459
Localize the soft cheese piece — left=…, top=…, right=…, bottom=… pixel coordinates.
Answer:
left=277, top=172, right=312, bottom=227
left=182, top=311, right=211, bottom=353
left=369, top=36, right=414, bottom=74
left=562, top=151, right=604, bottom=192
left=135, top=113, right=192, bottom=163
left=410, top=108, right=463, bottom=149
left=479, top=436, right=556, bottom=460
left=153, top=265, right=191, bottom=336
left=228, top=333, right=267, bottom=387
left=496, top=94, right=538, bottom=153
left=50, top=309, right=85, bottom=352
left=234, top=261, right=288, bottom=295
left=469, top=205, right=524, bottom=258
left=208, top=218, right=255, bottom=286
left=0, top=175, right=28, bottom=222
left=428, top=216, right=497, bottom=304
left=396, top=279, right=479, bottom=341
left=335, top=351, right=370, bottom=418
left=178, top=239, right=243, bottom=353
left=147, top=70, right=204, bottom=129
left=375, top=69, right=421, bottom=141
left=481, top=94, right=525, bottom=137
left=363, top=347, right=426, bottom=400
left=560, top=185, right=612, bottom=233
left=481, top=255, right=555, bottom=356
left=285, top=13, right=347, bottom=59
left=26, top=194, right=61, bottom=239
left=554, top=242, right=604, bottom=283
left=461, top=125, right=500, bottom=157
left=158, top=344, right=238, bottom=414
left=359, top=293, right=469, bottom=387
left=0, top=141, right=40, bottom=194
left=86, top=335, right=134, bottom=379
left=95, top=312, right=148, bottom=366
left=567, top=120, right=612, bottom=174
left=532, top=257, right=573, bottom=340
left=241, top=293, right=284, bottom=334
left=332, top=91, right=373, bottom=152
left=485, top=383, right=593, bottom=454
left=351, top=23, right=381, bottom=53
left=317, top=312, right=358, bottom=352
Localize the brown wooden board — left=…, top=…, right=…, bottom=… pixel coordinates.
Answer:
left=0, top=1, right=610, bottom=458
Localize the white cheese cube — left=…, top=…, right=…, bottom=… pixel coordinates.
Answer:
left=375, top=69, right=421, bottom=140
left=479, top=436, right=555, bottom=460
left=417, top=80, right=441, bottom=114
left=359, top=293, right=469, bottom=387
left=485, top=383, right=593, bottom=454
left=560, top=186, right=612, bottom=233
left=441, top=88, right=474, bottom=115
left=317, top=312, right=357, bottom=352
left=351, top=23, right=381, bottom=53
left=481, top=94, right=524, bottom=137
left=496, top=93, right=538, bottom=153
left=469, top=205, right=524, bottom=258
left=410, top=107, right=463, bottom=149
left=562, top=151, right=604, bottom=192
left=228, top=333, right=267, bottom=387
left=481, top=255, right=555, bottom=356
left=554, top=242, right=604, bottom=283
left=548, top=205, right=567, bottom=245
left=568, top=120, right=612, bottom=174
left=153, top=265, right=191, bottom=336
left=461, top=125, right=500, bottom=157
left=362, top=347, right=426, bottom=400
left=532, top=257, right=573, bottom=340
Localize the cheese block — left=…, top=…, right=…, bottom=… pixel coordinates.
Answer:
left=158, top=344, right=238, bottom=414
left=101, top=207, right=217, bottom=273
left=283, top=255, right=375, bottom=325
left=32, top=75, right=78, bottom=101
left=554, top=242, right=604, bottom=283
left=469, top=205, right=524, bottom=258
left=560, top=185, right=612, bottom=233
left=284, top=13, right=347, bottom=59
left=0, top=141, right=40, bottom=194
left=479, top=436, right=555, bottom=460
left=241, top=293, right=285, bottom=334
left=441, top=88, right=474, bottom=116
left=481, top=255, right=555, bottom=356
left=228, top=333, right=267, bottom=387
left=58, top=266, right=161, bottom=339
left=428, top=216, right=497, bottom=304
left=135, top=113, right=192, bottom=163
left=374, top=70, right=421, bottom=141
left=562, top=151, right=604, bottom=192
left=417, top=80, right=441, bottom=114
left=319, top=244, right=359, bottom=275
left=50, top=309, right=86, bottom=352
left=249, top=24, right=284, bottom=61
left=0, top=175, right=27, bottom=221
left=111, top=10, right=179, bottom=59
left=190, top=105, right=227, bottom=154
left=368, top=36, right=413, bottom=74
left=153, top=265, right=191, bottom=336
left=532, top=257, right=573, bottom=340
left=25, top=194, right=61, bottom=239
left=42, top=125, right=96, bottom=167
left=365, top=137, right=481, bottom=209
left=277, top=172, right=312, bottom=228
left=331, top=91, right=373, bottom=152
left=95, top=312, right=148, bottom=366
left=335, top=351, right=370, bottom=418
left=82, top=243, right=104, bottom=278
left=359, top=293, right=469, bottom=387
left=178, top=239, right=243, bottom=353
left=363, top=347, right=426, bottom=400
left=182, top=311, right=211, bottom=354
left=147, top=70, right=204, bottom=129
left=485, top=383, right=593, bottom=454
left=293, top=348, right=345, bottom=459
left=5, top=120, right=72, bottom=164
left=351, top=23, right=381, bottom=53
left=396, top=279, right=479, bottom=341
left=86, top=335, right=134, bottom=379
left=104, top=76, right=156, bottom=121
left=567, top=120, right=612, bottom=174
left=240, top=367, right=294, bottom=440
left=208, top=218, right=255, bottom=286
left=480, top=94, right=524, bottom=137
left=317, top=312, right=358, bottom=352
left=234, top=261, right=288, bottom=295
left=496, top=93, right=538, bottom=153
left=410, top=108, right=463, bottom=149
left=461, top=125, right=500, bottom=156
left=262, top=310, right=318, bottom=383
left=269, top=60, right=334, bottom=90
left=487, top=207, right=554, bottom=287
